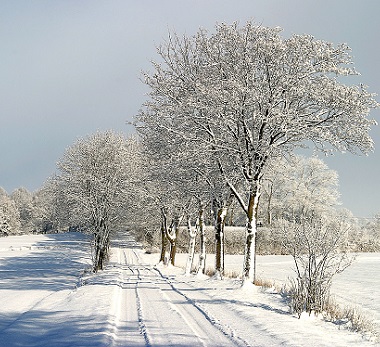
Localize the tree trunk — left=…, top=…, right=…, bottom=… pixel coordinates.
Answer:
left=215, top=207, right=227, bottom=279
left=243, top=218, right=256, bottom=283
left=92, top=221, right=110, bottom=272
left=197, top=207, right=206, bottom=275
left=242, top=181, right=261, bottom=284
left=167, top=215, right=181, bottom=266
left=93, top=233, right=104, bottom=272
left=159, top=210, right=169, bottom=264
left=267, top=183, right=273, bottom=225
left=228, top=205, right=234, bottom=226
left=169, top=238, right=177, bottom=265
left=93, top=233, right=100, bottom=272
left=185, top=216, right=197, bottom=275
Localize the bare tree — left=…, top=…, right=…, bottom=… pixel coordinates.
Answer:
left=137, top=21, right=378, bottom=284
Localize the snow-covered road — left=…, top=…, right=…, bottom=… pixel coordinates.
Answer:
left=0, top=233, right=378, bottom=347
left=103, top=245, right=240, bottom=346
left=81, top=239, right=298, bottom=346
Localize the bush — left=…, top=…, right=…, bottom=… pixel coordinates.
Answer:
left=280, top=216, right=353, bottom=317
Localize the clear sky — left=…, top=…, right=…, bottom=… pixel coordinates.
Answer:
left=0, top=0, right=379, bottom=217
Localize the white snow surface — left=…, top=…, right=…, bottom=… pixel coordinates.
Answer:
left=0, top=232, right=378, bottom=347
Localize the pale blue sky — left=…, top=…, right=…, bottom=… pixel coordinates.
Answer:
left=0, top=0, right=379, bottom=217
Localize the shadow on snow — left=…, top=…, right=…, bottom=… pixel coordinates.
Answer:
left=0, top=232, right=91, bottom=291
left=0, top=309, right=112, bottom=347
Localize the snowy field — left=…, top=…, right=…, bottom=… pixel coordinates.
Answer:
left=177, top=252, right=380, bottom=331
left=0, top=233, right=379, bottom=347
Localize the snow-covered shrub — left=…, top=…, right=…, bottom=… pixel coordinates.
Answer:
left=281, top=215, right=353, bottom=317
left=321, top=297, right=378, bottom=340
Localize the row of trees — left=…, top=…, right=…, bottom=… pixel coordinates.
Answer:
left=0, top=186, right=54, bottom=236
left=3, top=139, right=379, bottom=260
left=134, top=21, right=378, bottom=284
left=1, top=128, right=379, bottom=316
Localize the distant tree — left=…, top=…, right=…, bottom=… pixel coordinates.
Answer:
left=135, top=105, right=229, bottom=272
left=359, top=213, right=380, bottom=251
left=11, top=187, right=35, bottom=233
left=137, top=21, right=378, bottom=284
left=56, top=131, right=138, bottom=272
left=260, top=155, right=340, bottom=224
left=0, top=210, right=10, bottom=236
left=0, top=187, right=21, bottom=235
left=366, top=213, right=380, bottom=235
left=32, top=180, right=68, bottom=234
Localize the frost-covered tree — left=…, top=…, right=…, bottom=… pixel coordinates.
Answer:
left=358, top=213, right=380, bottom=251
left=56, top=131, right=137, bottom=272
left=112, top=139, right=149, bottom=242
left=136, top=103, right=217, bottom=271
left=136, top=106, right=236, bottom=274
left=0, top=210, right=10, bottom=236
left=10, top=187, right=35, bottom=233
left=260, top=155, right=340, bottom=224
left=32, top=179, right=69, bottom=233
left=157, top=178, right=191, bottom=267
left=365, top=213, right=380, bottom=236
left=142, top=146, right=205, bottom=269
left=0, top=187, right=21, bottom=235
left=0, top=189, right=11, bottom=236
left=135, top=127, right=192, bottom=266
left=137, top=21, right=378, bottom=284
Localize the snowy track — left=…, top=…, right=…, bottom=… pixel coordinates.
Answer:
left=106, top=250, right=146, bottom=347
left=107, top=246, right=242, bottom=347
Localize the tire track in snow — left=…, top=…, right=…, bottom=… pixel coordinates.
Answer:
left=152, top=266, right=249, bottom=347
left=129, top=259, right=242, bottom=346
left=154, top=268, right=290, bottom=347
left=135, top=274, right=152, bottom=347
left=109, top=239, right=246, bottom=346
left=125, top=251, right=152, bottom=347
left=106, top=247, right=148, bottom=347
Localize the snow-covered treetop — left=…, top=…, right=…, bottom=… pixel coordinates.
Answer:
left=139, top=21, right=378, bottom=163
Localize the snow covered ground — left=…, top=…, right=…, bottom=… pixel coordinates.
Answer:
left=0, top=233, right=378, bottom=347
